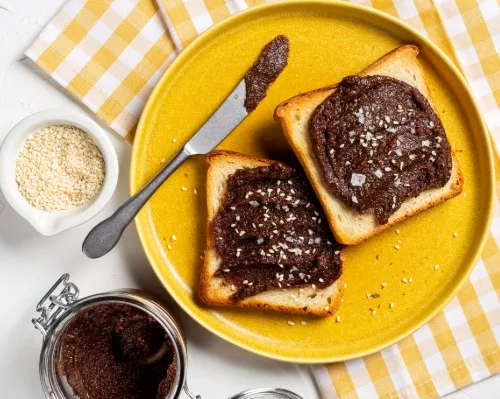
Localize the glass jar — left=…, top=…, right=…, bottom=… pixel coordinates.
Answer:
left=32, top=274, right=304, bottom=399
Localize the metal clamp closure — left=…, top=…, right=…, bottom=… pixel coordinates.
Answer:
left=32, top=274, right=79, bottom=337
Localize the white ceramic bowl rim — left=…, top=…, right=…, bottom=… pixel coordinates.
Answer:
left=0, top=109, right=119, bottom=235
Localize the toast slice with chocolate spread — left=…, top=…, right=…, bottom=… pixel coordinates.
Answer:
left=200, top=151, right=344, bottom=317
left=274, top=45, right=463, bottom=245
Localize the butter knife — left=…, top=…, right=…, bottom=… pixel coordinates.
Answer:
left=83, top=35, right=289, bottom=258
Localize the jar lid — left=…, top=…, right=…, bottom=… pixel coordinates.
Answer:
left=228, top=387, right=304, bottom=399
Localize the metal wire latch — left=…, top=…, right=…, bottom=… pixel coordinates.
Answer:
left=32, top=274, right=79, bottom=337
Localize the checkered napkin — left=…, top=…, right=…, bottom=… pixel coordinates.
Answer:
left=26, top=1, right=500, bottom=398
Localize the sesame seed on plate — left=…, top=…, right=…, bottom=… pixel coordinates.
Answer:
left=402, top=277, right=408, bottom=283
left=453, top=232, right=459, bottom=238
left=287, top=321, right=295, bottom=326
left=181, top=186, right=187, bottom=191
left=167, top=244, right=172, bottom=250
left=389, top=303, right=395, bottom=308
left=336, top=316, right=341, bottom=323
left=300, top=321, right=307, bottom=326
left=394, top=245, right=400, bottom=250
left=172, top=138, right=177, bottom=143
left=366, top=293, right=371, bottom=299
left=194, top=188, right=198, bottom=195
left=371, top=309, right=377, bottom=316
left=395, top=229, right=400, bottom=235
left=171, top=235, right=177, bottom=241
left=434, top=264, right=440, bottom=271
left=381, top=282, right=387, bottom=288
left=409, top=277, right=413, bottom=283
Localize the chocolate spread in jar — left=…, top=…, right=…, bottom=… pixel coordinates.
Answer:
left=309, top=75, right=452, bottom=224
left=59, top=303, right=177, bottom=399
left=244, top=35, right=290, bottom=112
left=213, top=161, right=343, bottom=300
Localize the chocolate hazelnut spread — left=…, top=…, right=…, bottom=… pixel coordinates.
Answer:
left=244, top=35, right=290, bottom=112
left=59, top=304, right=177, bottom=399
left=213, top=162, right=343, bottom=300
left=309, top=75, right=452, bottom=224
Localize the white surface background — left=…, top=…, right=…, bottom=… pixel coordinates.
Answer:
left=0, top=1, right=497, bottom=398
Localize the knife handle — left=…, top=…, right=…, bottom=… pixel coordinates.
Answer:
left=82, top=147, right=191, bottom=259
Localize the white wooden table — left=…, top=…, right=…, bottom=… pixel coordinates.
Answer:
left=0, top=1, right=497, bottom=397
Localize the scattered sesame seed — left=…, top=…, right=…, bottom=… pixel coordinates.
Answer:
left=343, top=283, right=347, bottom=289
left=402, top=277, right=408, bottom=283
left=366, top=293, right=371, bottom=299
left=171, top=235, right=177, bottom=241
left=453, top=232, right=459, bottom=238
left=409, top=277, right=413, bottom=283
left=172, top=138, right=177, bottom=143
left=394, top=245, right=400, bottom=250
left=193, top=188, right=198, bottom=195
left=389, top=303, right=395, bottom=308
left=371, top=309, right=377, bottom=316
left=336, top=316, right=341, bottom=323
left=181, top=186, right=187, bottom=191
left=287, top=321, right=295, bottom=326
left=325, top=305, right=330, bottom=311
left=231, top=284, right=236, bottom=291
left=160, top=158, right=166, bottom=163
left=300, top=321, right=307, bottom=326
left=395, top=229, right=400, bottom=235
left=434, top=264, right=440, bottom=271
left=381, top=282, right=387, bottom=288
left=167, top=244, right=172, bottom=250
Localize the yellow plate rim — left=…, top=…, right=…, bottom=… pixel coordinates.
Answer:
left=131, top=0, right=495, bottom=363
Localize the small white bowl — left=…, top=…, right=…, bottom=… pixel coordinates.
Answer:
left=0, top=109, right=119, bottom=235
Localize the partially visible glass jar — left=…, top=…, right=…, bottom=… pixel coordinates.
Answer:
left=32, top=274, right=304, bottom=399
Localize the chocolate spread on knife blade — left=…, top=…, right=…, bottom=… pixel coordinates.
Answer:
left=244, top=35, right=290, bottom=112
left=59, top=304, right=177, bottom=399
left=213, top=162, right=342, bottom=300
left=309, top=75, right=452, bottom=224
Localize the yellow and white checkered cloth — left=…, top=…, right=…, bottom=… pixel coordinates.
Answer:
left=26, top=1, right=499, bottom=398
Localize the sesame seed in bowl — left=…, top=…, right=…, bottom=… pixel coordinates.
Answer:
left=15, top=125, right=106, bottom=212
left=0, top=109, right=118, bottom=235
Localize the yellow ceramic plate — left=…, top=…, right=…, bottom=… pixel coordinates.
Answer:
left=131, top=1, right=494, bottom=363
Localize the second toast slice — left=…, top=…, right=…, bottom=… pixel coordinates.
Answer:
left=275, top=45, right=463, bottom=245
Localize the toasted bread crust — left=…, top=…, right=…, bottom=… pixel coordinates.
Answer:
left=200, top=151, right=344, bottom=316
left=275, top=45, right=463, bottom=245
